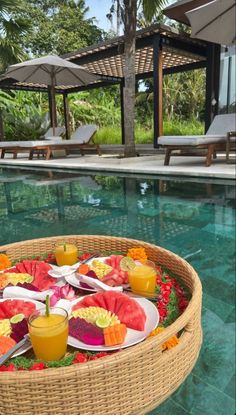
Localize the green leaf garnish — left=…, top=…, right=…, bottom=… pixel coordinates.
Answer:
left=46, top=295, right=50, bottom=317
left=63, top=243, right=67, bottom=252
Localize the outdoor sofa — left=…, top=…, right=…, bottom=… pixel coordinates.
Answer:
left=158, top=113, right=236, bottom=166
left=0, top=124, right=101, bottom=160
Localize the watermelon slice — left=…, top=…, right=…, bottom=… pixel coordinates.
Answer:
left=22, top=260, right=33, bottom=275
left=0, top=299, right=36, bottom=319
left=72, top=292, right=147, bottom=331
left=3, top=260, right=54, bottom=291
left=15, top=262, right=27, bottom=274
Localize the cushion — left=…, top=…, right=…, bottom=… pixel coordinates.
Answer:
left=158, top=134, right=226, bottom=146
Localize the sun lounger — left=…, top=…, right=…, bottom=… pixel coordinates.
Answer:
left=0, top=126, right=65, bottom=159
left=158, top=114, right=236, bottom=166
left=43, top=127, right=65, bottom=139
left=0, top=124, right=101, bottom=160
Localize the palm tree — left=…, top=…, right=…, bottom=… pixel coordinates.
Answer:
left=109, top=0, right=168, bottom=156
left=0, top=0, right=28, bottom=72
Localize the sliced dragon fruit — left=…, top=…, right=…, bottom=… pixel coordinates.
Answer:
left=69, top=317, right=104, bottom=345
left=10, top=318, right=28, bottom=343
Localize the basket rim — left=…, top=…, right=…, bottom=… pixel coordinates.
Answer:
left=0, top=235, right=202, bottom=380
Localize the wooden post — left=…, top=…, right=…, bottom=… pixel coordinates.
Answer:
left=205, top=44, right=220, bottom=132
left=153, top=34, right=163, bottom=148
left=120, top=81, right=125, bottom=145
left=63, top=93, right=70, bottom=140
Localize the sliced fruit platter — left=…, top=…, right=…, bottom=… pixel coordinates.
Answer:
left=68, top=291, right=159, bottom=351
left=66, top=255, right=137, bottom=291
left=0, top=298, right=45, bottom=358
left=0, top=260, right=56, bottom=292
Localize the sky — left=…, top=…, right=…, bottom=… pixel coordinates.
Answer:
left=85, top=0, right=112, bottom=32
left=85, top=0, right=174, bottom=33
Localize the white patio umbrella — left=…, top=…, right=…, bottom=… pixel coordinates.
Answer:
left=186, top=0, right=236, bottom=46
left=1, top=55, right=100, bottom=134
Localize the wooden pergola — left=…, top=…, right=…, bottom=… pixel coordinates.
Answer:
left=0, top=23, right=221, bottom=146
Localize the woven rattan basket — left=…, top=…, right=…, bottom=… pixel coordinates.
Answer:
left=0, top=235, right=202, bottom=415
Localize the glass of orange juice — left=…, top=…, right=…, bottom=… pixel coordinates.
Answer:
left=28, top=307, right=68, bottom=361
left=54, top=243, right=78, bottom=266
left=128, top=260, right=157, bottom=297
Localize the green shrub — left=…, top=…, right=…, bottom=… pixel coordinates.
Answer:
left=95, top=118, right=204, bottom=145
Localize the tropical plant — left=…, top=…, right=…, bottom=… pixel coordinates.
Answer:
left=14, top=0, right=104, bottom=56
left=0, top=0, right=28, bottom=72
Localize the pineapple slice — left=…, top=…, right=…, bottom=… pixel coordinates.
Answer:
left=3, top=273, right=33, bottom=286
left=90, top=260, right=112, bottom=279
left=71, top=306, right=119, bottom=326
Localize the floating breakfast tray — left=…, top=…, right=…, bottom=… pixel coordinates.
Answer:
left=0, top=235, right=202, bottom=415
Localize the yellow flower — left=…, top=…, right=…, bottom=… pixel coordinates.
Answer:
left=127, top=247, right=148, bottom=263
left=148, top=326, right=179, bottom=350
left=0, top=254, right=11, bottom=271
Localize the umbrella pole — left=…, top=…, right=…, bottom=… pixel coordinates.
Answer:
left=51, top=72, right=56, bottom=136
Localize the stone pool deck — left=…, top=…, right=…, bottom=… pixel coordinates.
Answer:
left=0, top=145, right=235, bottom=180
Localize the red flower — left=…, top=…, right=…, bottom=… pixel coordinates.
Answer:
left=30, top=362, right=47, bottom=370
left=0, top=363, right=17, bottom=371
left=73, top=352, right=88, bottom=364
left=94, top=352, right=108, bottom=359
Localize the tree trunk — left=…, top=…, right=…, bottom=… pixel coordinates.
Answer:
left=123, top=0, right=137, bottom=158
left=0, top=111, right=4, bottom=141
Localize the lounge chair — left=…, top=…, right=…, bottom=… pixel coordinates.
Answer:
left=43, top=126, right=65, bottom=140
left=0, top=124, right=101, bottom=160
left=158, top=114, right=236, bottom=166
left=68, top=124, right=101, bottom=156
left=0, top=126, right=65, bottom=159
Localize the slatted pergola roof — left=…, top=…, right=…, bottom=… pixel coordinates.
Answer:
left=0, top=24, right=207, bottom=94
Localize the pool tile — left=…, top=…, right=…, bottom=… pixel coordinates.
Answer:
left=192, top=308, right=235, bottom=391
left=224, top=374, right=236, bottom=400
left=202, top=277, right=235, bottom=306
left=202, top=292, right=234, bottom=321
left=148, top=397, right=190, bottom=414
left=172, top=373, right=235, bottom=415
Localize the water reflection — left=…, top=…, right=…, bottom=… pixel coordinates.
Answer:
left=0, top=168, right=235, bottom=259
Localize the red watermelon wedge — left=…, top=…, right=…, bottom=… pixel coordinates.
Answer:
left=72, top=292, right=147, bottom=331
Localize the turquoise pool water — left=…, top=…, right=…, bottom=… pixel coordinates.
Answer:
left=0, top=167, right=235, bottom=415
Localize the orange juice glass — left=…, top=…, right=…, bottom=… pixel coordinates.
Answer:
left=128, top=261, right=157, bottom=297
left=55, top=243, right=78, bottom=266
left=28, top=307, right=68, bottom=361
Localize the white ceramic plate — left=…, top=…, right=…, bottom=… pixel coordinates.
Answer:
left=0, top=297, right=45, bottom=357
left=67, top=296, right=159, bottom=351
left=65, top=257, right=127, bottom=292
left=65, top=273, right=96, bottom=292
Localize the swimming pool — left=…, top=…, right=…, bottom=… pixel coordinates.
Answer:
left=1, top=166, right=235, bottom=415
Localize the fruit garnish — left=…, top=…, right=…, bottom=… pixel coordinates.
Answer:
left=77, top=263, right=90, bottom=275
left=10, top=318, right=28, bottom=343
left=104, top=323, right=127, bottom=346
left=120, top=256, right=136, bottom=271
left=16, top=282, right=40, bottom=292
left=0, top=336, right=16, bottom=357
left=71, top=306, right=120, bottom=326
left=1, top=273, right=34, bottom=286
left=0, top=319, right=12, bottom=336
left=95, top=316, right=111, bottom=328
left=0, top=274, right=7, bottom=289
left=90, top=260, right=113, bottom=279
left=45, top=294, right=50, bottom=317
left=10, top=314, right=25, bottom=324
left=69, top=317, right=104, bottom=345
